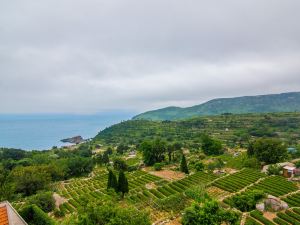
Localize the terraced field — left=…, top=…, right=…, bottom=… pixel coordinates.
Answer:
left=274, top=208, right=300, bottom=225
left=127, top=172, right=217, bottom=206
left=212, top=169, right=265, bottom=192
left=250, top=210, right=276, bottom=225
left=281, top=192, right=300, bottom=207
left=246, top=176, right=298, bottom=197
left=55, top=169, right=218, bottom=217
left=247, top=208, right=300, bottom=225
left=56, top=169, right=164, bottom=214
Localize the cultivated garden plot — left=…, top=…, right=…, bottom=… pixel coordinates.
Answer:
left=281, top=192, right=300, bottom=207
left=127, top=172, right=217, bottom=205
left=249, top=210, right=276, bottom=225
left=246, top=176, right=298, bottom=197
left=212, top=169, right=265, bottom=192
left=247, top=208, right=300, bottom=225
left=273, top=208, right=300, bottom=225
left=206, top=186, right=230, bottom=200
left=56, top=169, right=164, bottom=214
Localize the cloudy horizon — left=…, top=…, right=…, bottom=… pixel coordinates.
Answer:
left=1, top=0, right=300, bottom=114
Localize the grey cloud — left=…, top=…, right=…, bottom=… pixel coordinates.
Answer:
left=0, top=0, right=300, bottom=114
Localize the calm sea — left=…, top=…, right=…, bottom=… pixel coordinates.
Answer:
left=0, top=112, right=133, bottom=150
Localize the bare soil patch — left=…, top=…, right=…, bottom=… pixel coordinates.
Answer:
left=53, top=193, right=67, bottom=208
left=149, top=170, right=185, bottom=181
left=145, top=182, right=157, bottom=189
left=165, top=217, right=181, bottom=225
left=225, top=168, right=238, bottom=174
left=263, top=212, right=277, bottom=221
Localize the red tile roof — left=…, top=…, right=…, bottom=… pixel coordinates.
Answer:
left=0, top=206, right=9, bottom=225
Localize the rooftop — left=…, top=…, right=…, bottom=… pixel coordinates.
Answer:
left=283, top=166, right=296, bottom=170
left=0, top=206, right=9, bottom=225
left=0, top=201, right=27, bottom=225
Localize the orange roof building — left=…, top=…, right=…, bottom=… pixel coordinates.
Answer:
left=0, top=202, right=27, bottom=225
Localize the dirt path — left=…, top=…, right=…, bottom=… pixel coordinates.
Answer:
left=53, top=193, right=67, bottom=208
left=240, top=212, right=249, bottom=225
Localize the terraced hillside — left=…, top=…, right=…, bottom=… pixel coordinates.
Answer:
left=94, top=112, right=300, bottom=147
left=35, top=169, right=218, bottom=223
left=218, top=171, right=300, bottom=225
left=212, top=169, right=265, bottom=192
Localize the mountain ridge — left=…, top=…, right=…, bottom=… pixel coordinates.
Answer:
left=133, top=92, right=300, bottom=121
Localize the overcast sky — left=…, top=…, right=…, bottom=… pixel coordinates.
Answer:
left=1, top=0, right=300, bottom=114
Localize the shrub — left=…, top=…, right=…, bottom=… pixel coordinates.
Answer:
left=182, top=200, right=240, bottom=225
left=53, top=208, right=65, bottom=218
left=194, top=162, right=205, bottom=172
left=20, top=204, right=54, bottom=225
left=267, top=164, right=282, bottom=175
left=153, top=163, right=163, bottom=171
left=75, top=203, right=151, bottom=225
left=226, top=190, right=265, bottom=212
left=28, top=192, right=55, bottom=213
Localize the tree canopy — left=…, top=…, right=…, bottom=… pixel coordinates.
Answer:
left=12, top=166, right=51, bottom=196
left=182, top=200, right=239, bottom=225
left=107, top=170, right=118, bottom=191
left=180, top=154, right=189, bottom=174
left=140, top=139, right=166, bottom=166
left=248, top=138, right=287, bottom=164
left=201, top=135, right=224, bottom=155
left=73, top=203, right=151, bottom=225
left=117, top=170, right=129, bottom=197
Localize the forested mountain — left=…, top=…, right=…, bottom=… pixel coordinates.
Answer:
left=133, top=92, right=300, bottom=121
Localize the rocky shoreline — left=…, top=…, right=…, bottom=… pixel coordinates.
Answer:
left=60, top=136, right=85, bottom=144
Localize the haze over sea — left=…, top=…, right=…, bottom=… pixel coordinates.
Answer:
left=0, top=112, right=133, bottom=150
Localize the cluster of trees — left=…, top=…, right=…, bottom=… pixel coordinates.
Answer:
left=248, top=138, right=287, bottom=164
left=226, top=190, right=265, bottom=212
left=116, top=144, right=130, bottom=155
left=140, top=139, right=167, bottom=166
left=0, top=146, right=94, bottom=201
left=140, top=139, right=183, bottom=166
left=201, top=135, right=224, bottom=156
left=94, top=148, right=113, bottom=165
left=107, top=170, right=129, bottom=197
left=67, top=203, right=151, bottom=225
left=139, top=139, right=191, bottom=174
left=182, top=200, right=240, bottom=225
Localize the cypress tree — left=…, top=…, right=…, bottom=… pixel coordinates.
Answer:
left=102, top=152, right=110, bottom=165
left=107, top=170, right=117, bottom=191
left=117, top=170, right=129, bottom=198
left=180, top=154, right=189, bottom=174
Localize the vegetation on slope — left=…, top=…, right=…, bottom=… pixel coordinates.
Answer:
left=95, top=112, right=300, bottom=148
left=133, top=92, right=300, bottom=120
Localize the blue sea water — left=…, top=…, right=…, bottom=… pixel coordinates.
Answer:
left=0, top=112, right=133, bottom=150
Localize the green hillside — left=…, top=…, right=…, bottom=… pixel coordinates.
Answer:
left=95, top=112, right=300, bottom=147
left=133, top=92, right=300, bottom=121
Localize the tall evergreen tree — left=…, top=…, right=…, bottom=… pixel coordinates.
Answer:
left=180, top=154, right=189, bottom=174
left=102, top=152, right=110, bottom=165
left=117, top=170, right=129, bottom=198
left=107, top=170, right=117, bottom=191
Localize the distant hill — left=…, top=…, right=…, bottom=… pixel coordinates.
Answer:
left=133, top=92, right=300, bottom=121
